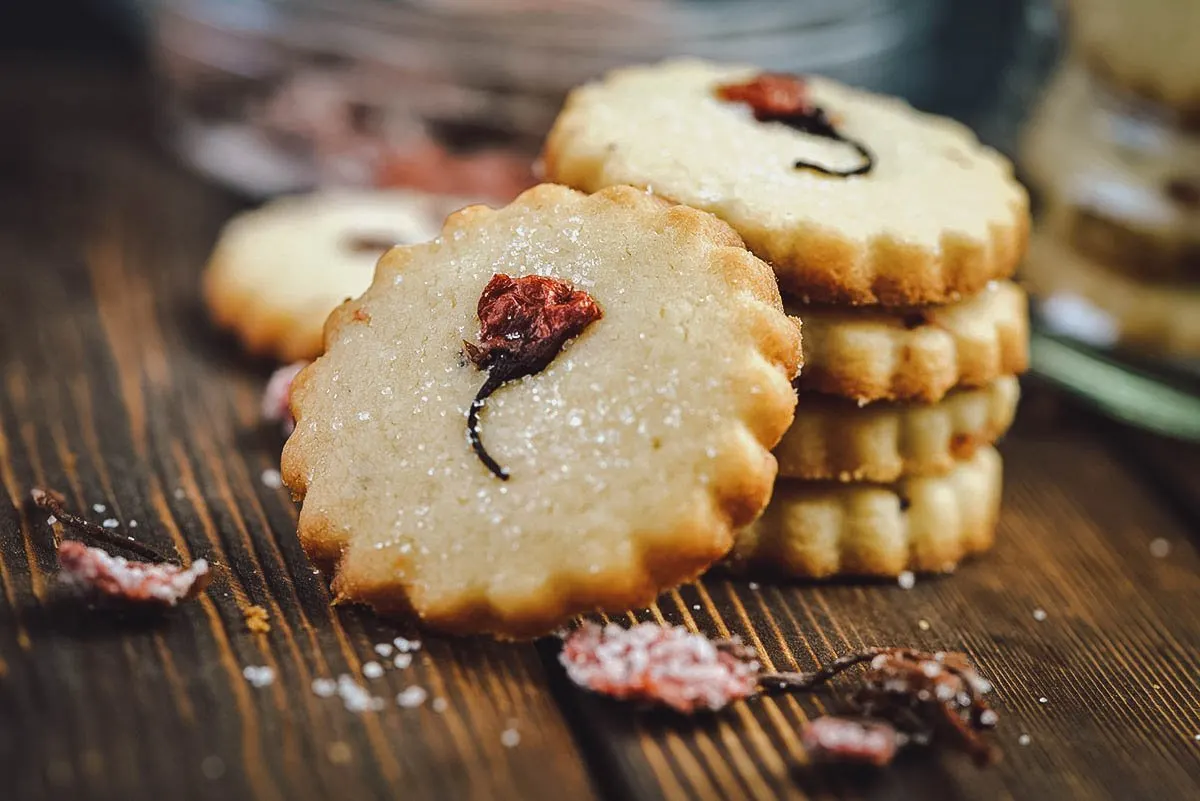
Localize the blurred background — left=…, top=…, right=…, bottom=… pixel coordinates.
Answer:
left=2, top=0, right=1198, bottom=438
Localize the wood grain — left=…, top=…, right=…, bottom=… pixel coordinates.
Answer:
left=2, top=65, right=1198, bottom=801
left=0, top=99, right=599, bottom=801
left=542, top=415, right=1200, bottom=801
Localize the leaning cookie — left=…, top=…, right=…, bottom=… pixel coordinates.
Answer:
left=1024, top=232, right=1200, bottom=359
left=777, top=377, right=1018, bottom=483
left=729, top=447, right=1002, bottom=579
left=797, top=280, right=1028, bottom=404
left=204, top=190, right=460, bottom=362
left=282, top=184, right=802, bottom=638
left=545, top=59, right=1028, bottom=305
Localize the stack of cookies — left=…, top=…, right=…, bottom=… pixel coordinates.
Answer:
left=545, top=59, right=1031, bottom=580
left=1020, top=2, right=1200, bottom=358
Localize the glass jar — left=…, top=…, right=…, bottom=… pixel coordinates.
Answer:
left=142, top=0, right=951, bottom=200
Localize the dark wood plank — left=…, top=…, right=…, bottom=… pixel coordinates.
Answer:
left=542, top=408, right=1200, bottom=801
left=0, top=89, right=600, bottom=801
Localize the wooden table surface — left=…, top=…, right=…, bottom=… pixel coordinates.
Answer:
left=1, top=68, right=1198, bottom=801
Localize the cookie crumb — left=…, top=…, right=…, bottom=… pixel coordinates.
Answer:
left=1032, top=608, right=1047, bottom=622
left=260, top=469, right=283, bottom=489
left=897, top=571, right=916, bottom=590
left=917, top=619, right=931, bottom=631
left=327, top=742, right=353, bottom=765
left=362, top=661, right=384, bottom=679
left=200, top=755, right=226, bottom=780
left=242, top=665, right=276, bottom=688
left=243, top=604, right=271, bottom=633
left=500, top=728, right=521, bottom=748
left=337, top=674, right=385, bottom=712
left=396, top=686, right=428, bottom=708
left=1018, top=734, right=1031, bottom=746
left=1149, top=538, right=1171, bottom=558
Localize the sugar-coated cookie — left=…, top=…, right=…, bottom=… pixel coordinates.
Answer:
left=777, top=377, right=1018, bottom=483
left=797, top=281, right=1028, bottom=404
left=1020, top=65, right=1200, bottom=285
left=282, top=184, right=802, bottom=638
left=729, top=447, right=1002, bottom=579
left=204, top=190, right=461, bottom=362
left=1066, top=0, right=1200, bottom=122
left=1024, top=232, right=1200, bottom=359
left=545, top=59, right=1028, bottom=305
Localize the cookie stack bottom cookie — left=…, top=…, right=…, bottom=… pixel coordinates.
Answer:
left=729, top=282, right=1029, bottom=578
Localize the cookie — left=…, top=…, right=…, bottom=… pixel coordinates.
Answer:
left=729, top=446, right=1002, bottom=578
left=1020, top=65, right=1200, bottom=284
left=797, top=280, right=1028, bottom=404
left=204, top=190, right=460, bottom=362
left=281, top=183, right=802, bottom=638
left=544, top=59, right=1029, bottom=305
left=777, top=377, right=1018, bottom=483
left=1065, top=0, right=1200, bottom=123
left=1024, top=231, right=1200, bottom=359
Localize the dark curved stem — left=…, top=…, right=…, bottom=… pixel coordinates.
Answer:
left=794, top=136, right=874, bottom=177
left=467, top=371, right=511, bottom=481
left=31, top=487, right=173, bottom=563
left=758, top=647, right=887, bottom=692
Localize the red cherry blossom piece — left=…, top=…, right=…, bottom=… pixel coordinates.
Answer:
left=262, top=361, right=309, bottom=435
left=559, top=622, right=761, bottom=713
left=465, top=274, right=602, bottom=480
left=57, top=540, right=210, bottom=606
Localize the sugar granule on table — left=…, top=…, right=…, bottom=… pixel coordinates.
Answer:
left=260, top=468, right=283, bottom=489
left=243, top=665, right=276, bottom=688
left=1032, top=608, right=1047, bottom=622
left=1149, top=538, right=1171, bottom=558
left=897, top=571, right=916, bottom=590
left=362, top=661, right=384, bottom=679
left=396, top=686, right=428, bottom=708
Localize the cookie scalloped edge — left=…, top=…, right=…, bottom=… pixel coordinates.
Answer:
left=796, top=280, right=1029, bottom=404
left=777, top=377, right=1019, bottom=483
left=543, top=60, right=1031, bottom=306
left=281, top=183, right=803, bottom=638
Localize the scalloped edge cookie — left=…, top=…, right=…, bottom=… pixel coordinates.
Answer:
left=544, top=58, right=1029, bottom=305
left=728, top=447, right=1002, bottom=579
left=796, top=280, right=1029, bottom=404
left=1065, top=0, right=1200, bottom=123
left=204, top=190, right=462, bottom=362
left=1024, top=231, right=1200, bottom=359
left=282, top=183, right=802, bottom=638
left=777, top=377, right=1019, bottom=483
